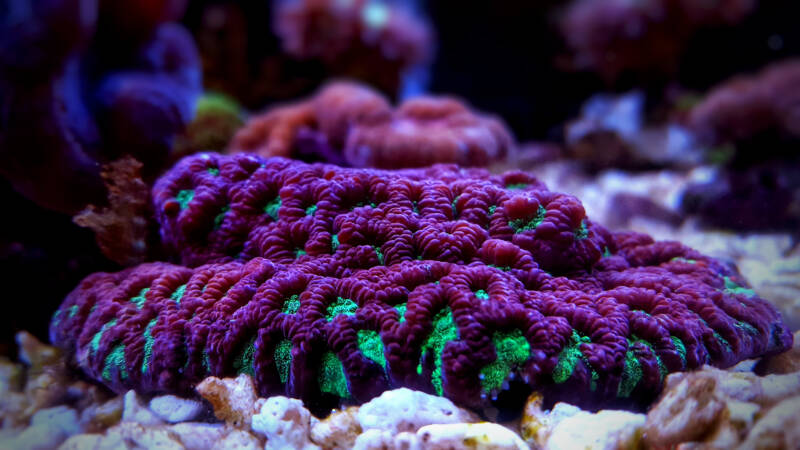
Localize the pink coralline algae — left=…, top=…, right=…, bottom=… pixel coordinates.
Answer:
left=228, top=82, right=513, bottom=168
left=51, top=153, right=792, bottom=412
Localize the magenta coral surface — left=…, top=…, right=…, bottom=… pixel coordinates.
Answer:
left=51, top=153, right=792, bottom=412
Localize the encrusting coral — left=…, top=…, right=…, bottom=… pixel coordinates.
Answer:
left=228, top=82, right=513, bottom=168
left=50, top=153, right=792, bottom=414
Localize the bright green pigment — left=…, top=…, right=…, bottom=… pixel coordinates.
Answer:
left=305, top=204, right=318, bottom=216
left=474, top=289, right=489, bottom=300
left=207, top=168, right=219, bottom=176
left=506, top=183, right=527, bottom=190
left=141, top=318, right=158, bottom=374
left=417, top=307, right=459, bottom=396
left=233, top=337, right=256, bottom=376
left=282, top=294, right=300, bottom=314
left=275, top=339, right=292, bottom=384
left=618, top=347, right=642, bottom=398
left=129, top=288, right=149, bottom=309
left=51, top=310, right=62, bottom=327
left=552, top=330, right=592, bottom=385
left=68, top=304, right=79, bottom=318
left=480, top=329, right=530, bottom=392
left=171, top=284, right=187, bottom=304
left=509, top=205, right=546, bottom=234
left=326, top=297, right=358, bottom=321
left=671, top=336, right=687, bottom=367
left=374, top=246, right=384, bottom=265
left=175, top=190, right=194, bottom=210
left=451, top=196, right=460, bottom=218
left=395, top=303, right=407, bottom=323
left=90, top=319, right=118, bottom=354
left=213, top=206, right=230, bottom=230
left=318, top=351, right=349, bottom=398
left=357, top=330, right=386, bottom=369
left=723, top=276, right=755, bottom=297
left=412, top=201, right=419, bottom=215
left=488, top=205, right=497, bottom=215
left=295, top=248, right=306, bottom=258
left=265, top=196, right=281, bottom=220
left=103, top=344, right=128, bottom=382
left=736, top=321, right=759, bottom=336
left=574, top=220, right=589, bottom=240
left=331, top=234, right=340, bottom=252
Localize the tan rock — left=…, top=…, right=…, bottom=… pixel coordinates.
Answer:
left=0, top=357, right=24, bottom=395
left=544, top=409, right=645, bottom=450
left=519, top=393, right=582, bottom=447
left=16, top=331, right=62, bottom=371
left=211, top=429, right=262, bottom=450
left=352, top=429, right=420, bottom=450
left=416, top=422, right=527, bottom=450
left=356, top=388, right=478, bottom=435
left=79, top=395, right=124, bottom=432
left=251, top=396, right=319, bottom=450
left=170, top=422, right=228, bottom=450
left=644, top=371, right=727, bottom=446
left=310, top=407, right=361, bottom=449
left=105, top=422, right=185, bottom=449
left=756, top=330, right=800, bottom=375
left=149, top=395, right=205, bottom=423
left=197, top=375, right=258, bottom=428
left=739, top=395, right=800, bottom=449
left=5, top=406, right=81, bottom=450
left=122, top=390, right=164, bottom=426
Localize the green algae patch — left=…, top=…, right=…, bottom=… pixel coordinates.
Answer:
left=233, top=336, right=256, bottom=376
left=509, top=205, right=546, bottom=234
left=326, top=297, right=358, bottom=321
left=129, top=288, right=149, bottom=309
left=90, top=319, right=118, bottom=354
left=265, top=196, right=281, bottom=221
left=417, top=307, right=459, bottom=396
left=103, top=344, right=128, bottom=382
left=480, top=329, right=530, bottom=393
left=358, top=330, right=386, bottom=369
left=395, top=303, right=407, bottom=323
left=552, top=330, right=597, bottom=390
left=723, top=276, right=755, bottom=297
left=141, top=318, right=158, bottom=374
left=171, top=284, right=187, bottom=304
left=175, top=190, right=194, bottom=210
left=275, top=339, right=292, bottom=384
left=282, top=294, right=300, bottom=315
left=319, top=351, right=349, bottom=398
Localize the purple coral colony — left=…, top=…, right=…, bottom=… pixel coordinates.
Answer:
left=1, top=0, right=796, bottom=420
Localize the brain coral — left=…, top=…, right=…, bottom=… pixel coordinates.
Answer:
left=228, top=82, right=513, bottom=168
left=51, top=153, right=792, bottom=413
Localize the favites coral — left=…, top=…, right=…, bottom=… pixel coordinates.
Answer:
left=52, top=154, right=792, bottom=413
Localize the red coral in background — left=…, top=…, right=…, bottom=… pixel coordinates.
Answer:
left=274, top=0, right=431, bottom=97
left=688, top=59, right=800, bottom=147
left=228, top=82, right=513, bottom=168
left=559, top=0, right=757, bottom=84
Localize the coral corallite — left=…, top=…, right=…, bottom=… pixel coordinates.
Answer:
left=51, top=154, right=792, bottom=412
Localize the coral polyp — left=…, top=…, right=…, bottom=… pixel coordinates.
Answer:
left=51, top=153, right=792, bottom=412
